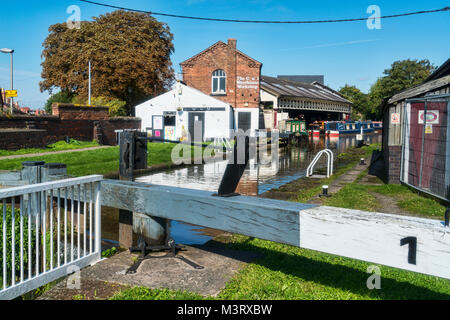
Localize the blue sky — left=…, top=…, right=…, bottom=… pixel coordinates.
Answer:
left=0, top=0, right=449, bottom=109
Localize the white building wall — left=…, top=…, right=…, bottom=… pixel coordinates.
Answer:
left=135, top=83, right=234, bottom=141
left=234, top=108, right=260, bottom=136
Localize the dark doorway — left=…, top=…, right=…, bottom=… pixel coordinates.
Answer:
left=238, top=112, right=252, bottom=133
left=188, top=112, right=205, bottom=141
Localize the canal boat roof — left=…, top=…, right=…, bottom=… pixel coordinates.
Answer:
left=260, top=76, right=352, bottom=105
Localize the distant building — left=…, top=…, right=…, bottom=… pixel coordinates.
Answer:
left=278, top=75, right=325, bottom=85
left=260, top=76, right=352, bottom=130
left=383, top=57, right=450, bottom=201
left=180, top=39, right=262, bottom=135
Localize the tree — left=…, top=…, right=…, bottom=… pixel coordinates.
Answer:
left=91, top=96, right=128, bottom=117
left=367, top=59, right=436, bottom=119
left=339, top=85, right=369, bottom=120
left=40, top=10, right=175, bottom=115
left=44, top=91, right=74, bottom=115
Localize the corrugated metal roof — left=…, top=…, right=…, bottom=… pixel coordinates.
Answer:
left=278, top=75, right=324, bottom=85
left=261, top=76, right=351, bottom=104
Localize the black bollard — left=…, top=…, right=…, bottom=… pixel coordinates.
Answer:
left=445, top=208, right=449, bottom=227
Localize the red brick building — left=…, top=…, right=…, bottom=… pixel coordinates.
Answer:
left=180, top=39, right=263, bottom=133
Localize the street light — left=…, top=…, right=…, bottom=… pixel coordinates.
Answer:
left=1, top=48, right=14, bottom=114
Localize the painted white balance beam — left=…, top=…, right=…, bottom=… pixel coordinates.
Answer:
left=101, top=180, right=450, bottom=280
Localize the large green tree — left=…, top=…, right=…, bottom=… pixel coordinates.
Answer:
left=40, top=10, right=175, bottom=115
left=339, top=85, right=369, bottom=120
left=367, top=59, right=436, bottom=119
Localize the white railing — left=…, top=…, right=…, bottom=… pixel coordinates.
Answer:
left=0, top=175, right=103, bottom=300
left=306, top=149, right=334, bottom=178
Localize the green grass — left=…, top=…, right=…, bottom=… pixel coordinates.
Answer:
left=322, top=177, right=446, bottom=219
left=0, top=142, right=202, bottom=177
left=110, top=287, right=205, bottom=300
left=216, top=236, right=450, bottom=300
left=0, top=140, right=100, bottom=157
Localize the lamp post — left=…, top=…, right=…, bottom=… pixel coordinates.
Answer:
left=1, top=48, right=14, bottom=114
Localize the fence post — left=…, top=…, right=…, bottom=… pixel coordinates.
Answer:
left=21, top=161, right=45, bottom=219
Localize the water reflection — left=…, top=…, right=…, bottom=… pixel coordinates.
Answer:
left=102, top=134, right=382, bottom=245
left=136, top=133, right=382, bottom=195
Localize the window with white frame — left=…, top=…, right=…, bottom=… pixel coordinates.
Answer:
left=212, top=69, right=226, bottom=94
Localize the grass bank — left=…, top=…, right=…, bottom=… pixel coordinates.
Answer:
left=0, top=143, right=203, bottom=177
left=0, top=140, right=100, bottom=157
left=322, top=171, right=446, bottom=219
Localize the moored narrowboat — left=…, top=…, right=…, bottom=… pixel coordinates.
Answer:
left=324, top=121, right=377, bottom=135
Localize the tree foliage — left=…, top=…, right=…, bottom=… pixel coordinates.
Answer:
left=40, top=10, right=175, bottom=115
left=91, top=96, right=128, bottom=117
left=341, top=59, right=436, bottom=121
left=44, top=90, right=74, bottom=115
left=339, top=85, right=369, bottom=121
left=367, top=59, right=436, bottom=119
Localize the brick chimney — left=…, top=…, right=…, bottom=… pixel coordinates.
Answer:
left=228, top=38, right=237, bottom=49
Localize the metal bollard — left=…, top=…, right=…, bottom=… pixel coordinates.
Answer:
left=445, top=208, right=449, bottom=227
left=320, top=185, right=331, bottom=198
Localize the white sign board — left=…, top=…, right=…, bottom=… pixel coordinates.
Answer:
left=391, top=113, right=400, bottom=124
left=237, top=76, right=259, bottom=89
left=153, top=116, right=164, bottom=130
left=418, top=110, right=439, bottom=124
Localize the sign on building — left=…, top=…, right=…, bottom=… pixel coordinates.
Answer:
left=418, top=110, right=439, bottom=124
left=391, top=113, right=400, bottom=124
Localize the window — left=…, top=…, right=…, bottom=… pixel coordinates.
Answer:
left=212, top=69, right=226, bottom=94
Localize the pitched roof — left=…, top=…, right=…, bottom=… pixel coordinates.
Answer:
left=135, top=82, right=230, bottom=110
left=180, top=41, right=262, bottom=66
left=426, top=57, right=450, bottom=81
left=388, top=74, right=450, bottom=104
left=261, top=75, right=352, bottom=104
left=278, top=75, right=324, bottom=85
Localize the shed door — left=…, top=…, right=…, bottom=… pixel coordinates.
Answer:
left=238, top=112, right=252, bottom=133
left=188, top=112, right=205, bottom=142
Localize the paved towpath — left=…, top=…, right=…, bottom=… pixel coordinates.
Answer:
left=0, top=146, right=113, bottom=161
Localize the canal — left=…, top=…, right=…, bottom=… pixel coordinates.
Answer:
left=101, top=133, right=382, bottom=247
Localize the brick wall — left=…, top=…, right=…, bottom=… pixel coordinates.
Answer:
left=181, top=39, right=262, bottom=109
left=385, top=145, right=402, bottom=184
left=0, top=129, right=47, bottom=150
left=0, top=104, right=141, bottom=150
left=52, top=104, right=109, bottom=120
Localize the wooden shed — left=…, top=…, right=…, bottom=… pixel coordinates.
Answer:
left=383, top=58, right=450, bottom=201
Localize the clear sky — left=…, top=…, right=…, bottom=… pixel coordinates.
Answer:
left=0, top=0, right=449, bottom=109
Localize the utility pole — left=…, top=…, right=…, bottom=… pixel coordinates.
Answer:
left=1, top=48, right=14, bottom=114
left=88, top=60, right=92, bottom=105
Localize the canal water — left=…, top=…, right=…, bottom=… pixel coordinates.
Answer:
left=101, top=133, right=382, bottom=247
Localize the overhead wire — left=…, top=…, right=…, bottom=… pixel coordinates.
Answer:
left=79, top=1, right=450, bottom=24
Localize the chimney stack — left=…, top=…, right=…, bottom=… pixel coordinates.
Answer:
left=228, top=38, right=237, bottom=49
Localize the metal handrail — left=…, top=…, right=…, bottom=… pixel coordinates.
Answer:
left=306, top=149, right=334, bottom=178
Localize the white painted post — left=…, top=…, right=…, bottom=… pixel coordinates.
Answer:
left=94, top=182, right=101, bottom=255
